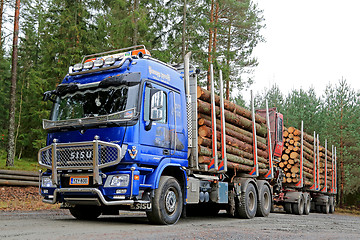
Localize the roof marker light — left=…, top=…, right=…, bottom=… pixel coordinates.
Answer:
left=105, top=57, right=115, bottom=65
left=83, top=61, right=94, bottom=69
left=94, top=59, right=104, bottom=67
left=73, top=63, right=83, bottom=71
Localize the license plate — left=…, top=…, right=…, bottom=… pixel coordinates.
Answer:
left=69, top=176, right=89, bottom=185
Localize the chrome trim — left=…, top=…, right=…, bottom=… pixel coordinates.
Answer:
left=42, top=188, right=150, bottom=206
left=38, top=136, right=122, bottom=186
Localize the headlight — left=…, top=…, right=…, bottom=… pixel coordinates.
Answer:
left=110, top=175, right=129, bottom=187
left=41, top=176, right=55, bottom=188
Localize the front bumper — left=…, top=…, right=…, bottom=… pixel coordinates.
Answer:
left=43, top=187, right=150, bottom=206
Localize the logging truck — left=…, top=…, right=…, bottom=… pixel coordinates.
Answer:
left=38, top=46, right=337, bottom=224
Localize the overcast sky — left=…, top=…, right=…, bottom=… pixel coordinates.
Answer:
left=242, top=0, right=360, bottom=100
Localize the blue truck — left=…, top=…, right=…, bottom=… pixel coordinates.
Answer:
left=38, top=45, right=337, bottom=224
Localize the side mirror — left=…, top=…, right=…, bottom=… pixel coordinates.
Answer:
left=149, top=89, right=164, bottom=121
left=43, top=90, right=56, bottom=102
left=145, top=89, right=165, bottom=131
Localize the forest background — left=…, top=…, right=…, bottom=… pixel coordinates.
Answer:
left=0, top=0, right=359, bottom=207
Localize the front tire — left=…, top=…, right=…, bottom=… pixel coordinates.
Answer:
left=146, top=176, right=183, bottom=225
left=69, top=205, right=102, bottom=220
left=237, top=183, right=257, bottom=219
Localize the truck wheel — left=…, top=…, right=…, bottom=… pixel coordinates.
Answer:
left=69, top=205, right=102, bottom=220
left=303, top=194, right=311, bottom=215
left=237, top=183, right=257, bottom=219
left=329, top=196, right=335, bottom=213
left=284, top=203, right=292, bottom=214
left=256, top=184, right=271, bottom=217
left=292, top=195, right=304, bottom=215
left=321, top=201, right=330, bottom=214
left=146, top=176, right=183, bottom=225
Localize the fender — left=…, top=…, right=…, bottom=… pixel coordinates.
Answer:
left=257, top=180, right=272, bottom=195
left=233, top=177, right=258, bottom=197
left=144, top=157, right=187, bottom=190
left=284, top=191, right=304, bottom=203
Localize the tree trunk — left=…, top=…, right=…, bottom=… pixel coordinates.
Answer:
left=181, top=0, right=187, bottom=60
left=207, top=0, right=214, bottom=90
left=0, top=0, right=4, bottom=48
left=6, top=0, right=20, bottom=167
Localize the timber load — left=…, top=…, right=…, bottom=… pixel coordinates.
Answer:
left=277, top=126, right=334, bottom=191
left=196, top=86, right=270, bottom=175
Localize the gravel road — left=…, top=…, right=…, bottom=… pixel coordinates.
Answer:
left=0, top=209, right=359, bottom=240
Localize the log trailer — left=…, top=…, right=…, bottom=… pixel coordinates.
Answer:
left=38, top=46, right=337, bottom=224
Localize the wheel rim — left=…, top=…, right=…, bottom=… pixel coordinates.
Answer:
left=248, top=191, right=255, bottom=211
left=165, top=188, right=177, bottom=215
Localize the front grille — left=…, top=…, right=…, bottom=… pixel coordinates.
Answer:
left=38, top=140, right=122, bottom=170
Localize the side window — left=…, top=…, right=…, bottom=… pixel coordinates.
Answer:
left=144, top=86, right=167, bottom=124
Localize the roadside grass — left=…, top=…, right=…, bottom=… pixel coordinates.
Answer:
left=336, top=206, right=360, bottom=216
left=0, top=150, right=41, bottom=172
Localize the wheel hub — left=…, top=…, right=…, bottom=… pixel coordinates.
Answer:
left=165, top=190, right=177, bottom=213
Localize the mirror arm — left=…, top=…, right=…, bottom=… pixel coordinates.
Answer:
left=145, top=120, right=152, bottom=131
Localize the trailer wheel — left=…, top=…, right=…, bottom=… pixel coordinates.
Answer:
left=237, top=183, right=257, bottom=219
left=329, top=196, right=335, bottom=213
left=146, top=176, right=183, bottom=225
left=292, top=194, right=305, bottom=215
left=69, top=205, right=102, bottom=220
left=315, top=205, right=322, bottom=213
left=321, top=201, right=330, bottom=214
left=303, top=194, right=311, bottom=215
left=284, top=203, right=292, bottom=214
left=256, top=184, right=271, bottom=217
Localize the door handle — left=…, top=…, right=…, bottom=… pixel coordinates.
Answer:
left=163, top=149, right=170, bottom=155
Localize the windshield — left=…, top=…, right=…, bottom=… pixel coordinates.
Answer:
left=51, top=84, right=139, bottom=121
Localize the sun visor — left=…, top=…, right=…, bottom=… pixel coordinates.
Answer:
left=99, top=72, right=141, bottom=88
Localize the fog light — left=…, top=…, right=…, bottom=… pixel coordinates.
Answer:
left=116, top=189, right=127, bottom=194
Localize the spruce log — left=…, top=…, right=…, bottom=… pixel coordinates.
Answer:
left=197, top=99, right=267, bottom=137
left=199, top=115, right=267, bottom=150
left=197, top=125, right=268, bottom=158
left=199, top=113, right=267, bottom=144
left=197, top=86, right=266, bottom=124
left=227, top=161, right=267, bottom=174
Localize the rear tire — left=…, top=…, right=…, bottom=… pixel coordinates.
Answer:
left=146, top=176, right=183, bottom=225
left=322, top=201, right=330, bottom=214
left=303, top=194, right=311, bottom=215
left=256, top=184, right=271, bottom=217
left=69, top=205, right=102, bottom=220
left=329, top=196, right=335, bottom=213
left=236, top=183, right=257, bottom=219
left=292, top=194, right=305, bottom=215
left=284, top=203, right=292, bottom=214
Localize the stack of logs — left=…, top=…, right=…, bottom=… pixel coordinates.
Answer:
left=196, top=86, right=270, bottom=174
left=277, top=126, right=316, bottom=186
left=278, top=126, right=334, bottom=189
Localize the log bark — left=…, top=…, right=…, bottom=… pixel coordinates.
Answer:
left=197, top=99, right=267, bottom=137
left=198, top=124, right=269, bottom=158
left=198, top=115, right=267, bottom=150
left=197, top=86, right=266, bottom=124
left=199, top=113, right=267, bottom=144
left=227, top=161, right=267, bottom=175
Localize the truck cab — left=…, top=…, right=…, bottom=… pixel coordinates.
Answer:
left=39, top=46, right=189, bottom=224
